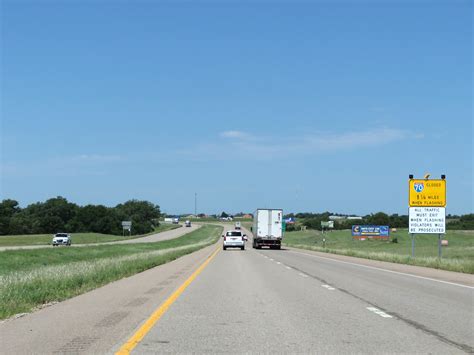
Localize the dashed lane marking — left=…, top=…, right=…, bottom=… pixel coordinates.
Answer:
left=288, top=249, right=474, bottom=289
left=321, top=284, right=336, bottom=291
left=367, top=307, right=393, bottom=318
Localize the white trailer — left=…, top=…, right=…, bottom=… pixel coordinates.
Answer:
left=252, top=209, right=283, bottom=249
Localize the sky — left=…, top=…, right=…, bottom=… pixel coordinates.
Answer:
left=1, top=0, right=472, bottom=216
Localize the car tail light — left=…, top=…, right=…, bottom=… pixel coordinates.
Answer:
left=224, top=237, right=227, bottom=241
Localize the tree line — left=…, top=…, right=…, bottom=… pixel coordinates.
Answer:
left=0, top=197, right=161, bottom=236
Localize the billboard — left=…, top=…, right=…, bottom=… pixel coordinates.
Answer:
left=352, top=225, right=390, bottom=240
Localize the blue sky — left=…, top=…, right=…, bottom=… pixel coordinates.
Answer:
left=1, top=0, right=472, bottom=215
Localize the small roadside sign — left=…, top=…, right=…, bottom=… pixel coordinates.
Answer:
left=321, top=221, right=334, bottom=229
left=409, top=179, right=446, bottom=207
left=122, top=221, right=132, bottom=228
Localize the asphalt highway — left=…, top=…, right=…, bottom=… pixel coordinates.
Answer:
left=1, top=225, right=472, bottom=354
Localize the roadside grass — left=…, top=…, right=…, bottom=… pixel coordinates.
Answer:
left=0, top=225, right=222, bottom=320
left=283, top=229, right=474, bottom=274
left=0, top=224, right=181, bottom=247
left=241, top=222, right=253, bottom=230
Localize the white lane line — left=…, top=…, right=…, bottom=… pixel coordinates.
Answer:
left=321, top=284, right=336, bottom=291
left=269, top=258, right=274, bottom=261
left=286, top=266, right=292, bottom=270
left=288, top=250, right=474, bottom=289
left=299, top=273, right=308, bottom=278
left=276, top=262, right=282, bottom=265
left=367, top=307, right=393, bottom=318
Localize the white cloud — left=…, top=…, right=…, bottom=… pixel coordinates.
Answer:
left=1, top=154, right=124, bottom=178
left=302, top=128, right=422, bottom=151
left=219, top=130, right=253, bottom=140
left=180, top=127, right=423, bottom=161
left=74, top=154, right=123, bottom=162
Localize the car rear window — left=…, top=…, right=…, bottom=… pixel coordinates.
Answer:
left=226, top=232, right=242, bottom=236
left=55, top=234, right=68, bottom=237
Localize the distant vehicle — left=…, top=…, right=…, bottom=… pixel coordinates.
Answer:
left=185, top=220, right=192, bottom=227
left=164, top=217, right=174, bottom=224
left=252, top=209, right=283, bottom=249
left=52, top=233, right=71, bottom=246
left=222, top=230, right=247, bottom=251
left=235, top=221, right=241, bottom=230
left=172, top=217, right=179, bottom=224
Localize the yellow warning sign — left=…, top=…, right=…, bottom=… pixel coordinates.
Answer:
left=409, top=179, right=446, bottom=207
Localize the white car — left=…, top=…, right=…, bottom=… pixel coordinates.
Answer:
left=222, top=230, right=247, bottom=251
left=52, top=233, right=71, bottom=246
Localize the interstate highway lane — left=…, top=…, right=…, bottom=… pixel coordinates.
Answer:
left=120, top=240, right=473, bottom=353
left=1, top=227, right=472, bottom=354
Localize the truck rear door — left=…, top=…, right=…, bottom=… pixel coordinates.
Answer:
left=271, top=210, right=283, bottom=238
left=257, top=209, right=269, bottom=237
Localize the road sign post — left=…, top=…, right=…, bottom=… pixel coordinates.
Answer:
left=408, top=174, right=446, bottom=259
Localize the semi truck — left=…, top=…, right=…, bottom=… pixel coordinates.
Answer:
left=252, top=209, right=283, bottom=249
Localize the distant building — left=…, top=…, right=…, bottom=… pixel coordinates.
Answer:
left=347, top=216, right=363, bottom=220
left=329, top=215, right=346, bottom=220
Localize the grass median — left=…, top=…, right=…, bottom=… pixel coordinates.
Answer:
left=0, top=224, right=181, bottom=247
left=284, top=229, right=474, bottom=274
left=0, top=224, right=222, bottom=320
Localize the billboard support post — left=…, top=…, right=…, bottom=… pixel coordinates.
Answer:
left=438, top=234, right=442, bottom=258
left=411, top=233, right=415, bottom=258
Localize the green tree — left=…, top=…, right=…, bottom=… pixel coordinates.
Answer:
left=116, top=200, right=160, bottom=235
left=367, top=212, right=390, bottom=226
left=0, top=199, right=21, bottom=235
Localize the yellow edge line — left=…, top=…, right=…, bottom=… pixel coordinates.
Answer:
left=115, top=246, right=221, bottom=355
